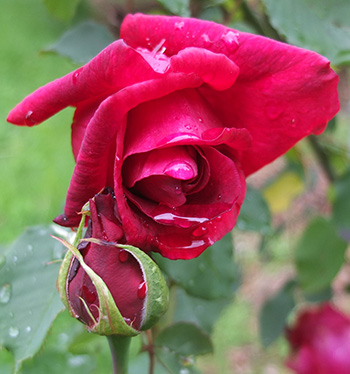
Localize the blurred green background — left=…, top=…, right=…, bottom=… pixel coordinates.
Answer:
left=0, top=0, right=76, bottom=244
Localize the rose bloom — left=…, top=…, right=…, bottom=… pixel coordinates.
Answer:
left=8, top=14, right=339, bottom=259
left=286, top=303, right=350, bottom=374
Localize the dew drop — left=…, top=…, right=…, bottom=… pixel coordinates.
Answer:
left=184, top=124, right=192, bottom=130
left=24, top=110, right=36, bottom=126
left=0, top=283, right=12, bottom=304
left=25, top=326, right=31, bottom=333
left=8, top=326, right=19, bottom=338
left=0, top=254, right=6, bottom=270
left=266, top=104, right=283, bottom=120
left=217, top=194, right=222, bottom=200
left=9, top=312, right=14, bottom=319
left=72, top=67, right=83, bottom=84
left=198, top=117, right=203, bottom=123
left=175, top=21, right=185, bottom=30
left=118, top=250, right=129, bottom=263
left=221, top=31, right=240, bottom=46
left=12, top=256, right=18, bottom=264
left=137, top=282, right=147, bottom=299
left=174, top=186, right=182, bottom=195
left=192, top=226, right=208, bottom=238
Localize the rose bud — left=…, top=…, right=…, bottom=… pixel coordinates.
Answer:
left=8, top=14, right=339, bottom=260
left=286, top=303, right=350, bottom=374
left=56, top=190, right=169, bottom=335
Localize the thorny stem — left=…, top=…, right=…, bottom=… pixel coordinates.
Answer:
left=107, top=335, right=132, bottom=374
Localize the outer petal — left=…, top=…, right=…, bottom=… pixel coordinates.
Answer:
left=55, top=73, right=203, bottom=227
left=7, top=40, right=161, bottom=127
left=122, top=14, right=339, bottom=176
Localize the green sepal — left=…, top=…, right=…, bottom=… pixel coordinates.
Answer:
left=117, top=244, right=169, bottom=331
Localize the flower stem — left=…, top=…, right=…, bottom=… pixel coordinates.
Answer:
left=107, top=335, right=132, bottom=374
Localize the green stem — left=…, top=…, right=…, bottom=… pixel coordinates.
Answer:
left=107, top=335, right=132, bottom=374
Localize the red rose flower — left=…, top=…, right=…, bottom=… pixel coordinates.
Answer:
left=286, top=303, right=350, bottom=374
left=7, top=14, right=339, bottom=259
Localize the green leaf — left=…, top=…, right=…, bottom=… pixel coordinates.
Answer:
left=0, top=226, right=65, bottom=372
left=45, top=21, right=115, bottom=65
left=154, top=234, right=240, bottom=300
left=259, top=280, right=296, bottom=347
left=262, top=0, right=350, bottom=65
left=0, top=349, right=14, bottom=374
left=236, top=185, right=271, bottom=233
left=157, top=0, right=191, bottom=17
left=129, top=351, right=201, bottom=374
left=295, top=218, right=347, bottom=293
left=332, top=169, right=350, bottom=241
left=173, top=288, right=230, bottom=334
left=43, top=0, right=82, bottom=22
left=156, top=322, right=213, bottom=356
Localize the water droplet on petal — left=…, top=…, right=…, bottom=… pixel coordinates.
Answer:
left=184, top=124, right=192, bottom=130
left=217, top=194, right=222, bottom=200
left=118, top=250, right=129, bottom=263
left=174, top=21, right=185, bottom=30
left=0, top=283, right=12, bottom=304
left=192, top=226, right=208, bottom=238
left=198, top=117, right=203, bottom=123
left=221, top=31, right=240, bottom=46
left=9, top=326, right=19, bottom=338
left=137, top=282, right=147, bottom=299
left=25, top=110, right=36, bottom=126
left=266, top=104, right=284, bottom=120
left=174, top=186, right=182, bottom=195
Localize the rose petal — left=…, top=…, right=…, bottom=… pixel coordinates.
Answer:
left=124, top=88, right=251, bottom=158
left=122, top=14, right=339, bottom=176
left=7, top=40, right=161, bottom=127
left=123, top=146, right=198, bottom=188
left=55, top=73, right=203, bottom=226
left=121, top=14, right=241, bottom=58
left=169, top=47, right=240, bottom=90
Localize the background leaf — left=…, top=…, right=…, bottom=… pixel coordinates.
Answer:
left=295, top=217, right=347, bottom=293
left=236, top=185, right=271, bottom=233
left=262, top=0, right=350, bottom=65
left=173, top=288, right=230, bottom=334
left=154, top=234, right=239, bottom=300
left=156, top=0, right=190, bottom=17
left=45, top=21, right=116, bottom=65
left=0, top=226, right=66, bottom=372
left=259, top=280, right=296, bottom=347
left=332, top=169, right=350, bottom=241
left=156, top=322, right=213, bottom=356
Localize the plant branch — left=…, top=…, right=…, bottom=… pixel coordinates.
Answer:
left=308, top=135, right=336, bottom=183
